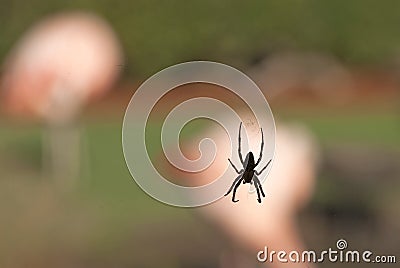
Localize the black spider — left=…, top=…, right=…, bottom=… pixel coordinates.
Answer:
left=224, top=122, right=272, bottom=203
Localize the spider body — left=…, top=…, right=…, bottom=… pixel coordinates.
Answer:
left=224, top=123, right=272, bottom=203
left=242, top=152, right=255, bottom=184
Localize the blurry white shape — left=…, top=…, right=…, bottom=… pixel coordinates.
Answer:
left=1, top=11, right=122, bottom=187
left=199, top=122, right=319, bottom=268
left=2, top=11, right=122, bottom=123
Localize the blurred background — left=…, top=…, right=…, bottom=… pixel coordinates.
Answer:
left=0, top=1, right=399, bottom=267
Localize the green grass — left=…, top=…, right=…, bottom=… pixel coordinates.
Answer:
left=278, top=110, right=400, bottom=148
left=0, top=120, right=197, bottom=266
left=0, top=109, right=397, bottom=198
left=0, top=109, right=398, bottom=265
left=2, top=0, right=400, bottom=77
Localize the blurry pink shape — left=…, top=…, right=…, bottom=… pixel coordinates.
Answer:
left=184, top=123, right=319, bottom=267
left=2, top=12, right=122, bottom=122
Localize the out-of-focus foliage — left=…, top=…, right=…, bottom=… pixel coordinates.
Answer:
left=1, top=0, right=400, bottom=77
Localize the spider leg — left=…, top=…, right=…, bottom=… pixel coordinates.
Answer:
left=253, top=175, right=265, bottom=198
left=238, top=122, right=244, bottom=164
left=232, top=177, right=244, bottom=203
left=255, top=128, right=264, bottom=166
left=224, top=174, right=242, bottom=196
left=228, top=158, right=243, bottom=174
left=255, top=159, right=272, bottom=175
left=254, top=178, right=262, bottom=203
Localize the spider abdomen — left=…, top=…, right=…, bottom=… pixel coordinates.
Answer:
left=242, top=170, right=254, bottom=184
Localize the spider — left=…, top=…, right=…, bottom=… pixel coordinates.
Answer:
left=224, top=122, right=272, bottom=203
